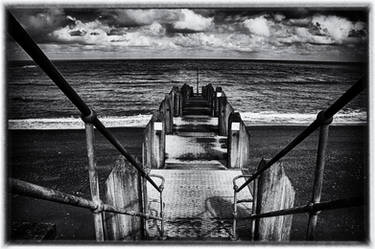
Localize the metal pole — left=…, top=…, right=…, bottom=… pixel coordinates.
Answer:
left=142, top=144, right=150, bottom=238
left=239, top=196, right=364, bottom=220
left=250, top=177, right=258, bottom=240
left=159, top=191, right=164, bottom=239
left=232, top=187, right=238, bottom=240
left=10, top=178, right=163, bottom=221
left=196, top=68, right=199, bottom=95
left=85, top=123, right=105, bottom=241
left=306, top=111, right=332, bottom=240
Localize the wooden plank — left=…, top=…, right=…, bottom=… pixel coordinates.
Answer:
left=104, top=156, right=143, bottom=240
left=254, top=159, right=295, bottom=241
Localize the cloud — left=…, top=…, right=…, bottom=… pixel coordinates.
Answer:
left=173, top=9, right=213, bottom=32
left=312, top=15, right=366, bottom=43
left=243, top=16, right=271, bottom=37
left=11, top=8, right=73, bottom=42
left=102, top=9, right=181, bottom=27
left=8, top=8, right=368, bottom=61
left=273, top=13, right=286, bottom=22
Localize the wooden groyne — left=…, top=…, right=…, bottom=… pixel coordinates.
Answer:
left=7, top=12, right=365, bottom=242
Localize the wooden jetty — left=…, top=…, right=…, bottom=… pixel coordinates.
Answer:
left=7, top=12, right=365, bottom=242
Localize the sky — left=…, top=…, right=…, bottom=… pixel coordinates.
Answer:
left=7, top=7, right=368, bottom=61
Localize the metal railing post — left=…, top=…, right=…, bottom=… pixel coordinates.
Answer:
left=196, top=68, right=199, bottom=95
left=232, top=185, right=238, bottom=240
left=149, top=174, right=165, bottom=239
left=83, top=111, right=105, bottom=241
left=306, top=111, right=332, bottom=240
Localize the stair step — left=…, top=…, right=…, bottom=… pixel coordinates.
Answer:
left=165, top=135, right=227, bottom=161
left=146, top=169, right=253, bottom=239
left=182, top=107, right=211, bottom=116
left=165, top=159, right=227, bottom=170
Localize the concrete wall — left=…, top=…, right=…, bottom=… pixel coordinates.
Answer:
left=202, top=84, right=215, bottom=115
left=104, top=156, right=144, bottom=240
left=159, top=94, right=173, bottom=134
left=170, top=86, right=181, bottom=117
left=143, top=111, right=165, bottom=169
left=218, top=96, right=234, bottom=136
left=228, top=112, right=251, bottom=169
left=181, top=83, right=193, bottom=106
left=253, top=159, right=295, bottom=241
left=213, top=87, right=223, bottom=117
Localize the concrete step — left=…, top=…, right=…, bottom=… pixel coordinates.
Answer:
left=146, top=169, right=253, bottom=239
left=184, top=102, right=210, bottom=108
left=165, top=159, right=227, bottom=170
left=173, top=116, right=218, bottom=136
left=165, top=135, right=227, bottom=161
left=182, top=107, right=211, bottom=116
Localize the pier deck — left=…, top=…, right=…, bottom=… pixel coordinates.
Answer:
left=145, top=92, right=253, bottom=240
left=147, top=169, right=252, bottom=239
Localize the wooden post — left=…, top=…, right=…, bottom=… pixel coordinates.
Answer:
left=171, top=86, right=180, bottom=117
left=214, top=87, right=223, bottom=117
left=218, top=96, right=227, bottom=135
left=104, top=156, right=143, bottom=240
left=254, top=160, right=295, bottom=241
left=143, top=112, right=165, bottom=169
left=228, top=112, right=241, bottom=168
left=218, top=97, right=234, bottom=136
left=160, top=95, right=172, bottom=134
left=206, top=84, right=215, bottom=114
left=306, top=112, right=332, bottom=240
left=84, top=123, right=105, bottom=241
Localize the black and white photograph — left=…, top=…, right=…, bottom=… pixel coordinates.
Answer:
left=5, top=1, right=371, bottom=244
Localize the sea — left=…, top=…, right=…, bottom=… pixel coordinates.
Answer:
left=7, top=59, right=367, bottom=129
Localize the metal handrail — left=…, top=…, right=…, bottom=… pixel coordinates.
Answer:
left=236, top=77, right=365, bottom=192
left=7, top=11, right=161, bottom=193
left=10, top=178, right=163, bottom=221
left=238, top=196, right=364, bottom=220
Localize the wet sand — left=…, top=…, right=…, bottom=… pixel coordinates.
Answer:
left=8, top=125, right=367, bottom=242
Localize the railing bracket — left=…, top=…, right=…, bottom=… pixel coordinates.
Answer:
left=81, top=109, right=97, bottom=124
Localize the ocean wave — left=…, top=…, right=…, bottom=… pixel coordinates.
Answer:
left=240, top=110, right=367, bottom=126
left=22, top=65, right=37, bottom=69
left=8, top=114, right=152, bottom=130
left=8, top=111, right=366, bottom=130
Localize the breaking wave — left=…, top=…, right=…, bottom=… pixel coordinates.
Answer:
left=8, top=110, right=366, bottom=130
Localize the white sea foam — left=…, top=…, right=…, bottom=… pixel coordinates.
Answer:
left=22, top=65, right=37, bottom=69
left=8, top=114, right=152, bottom=130
left=8, top=110, right=366, bottom=130
left=240, top=110, right=367, bottom=126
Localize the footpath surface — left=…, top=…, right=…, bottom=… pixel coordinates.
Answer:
left=145, top=94, right=253, bottom=240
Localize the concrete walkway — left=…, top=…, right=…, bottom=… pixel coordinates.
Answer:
left=146, top=169, right=253, bottom=239
left=145, top=94, right=253, bottom=240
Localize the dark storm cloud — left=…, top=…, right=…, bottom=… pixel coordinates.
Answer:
left=7, top=7, right=368, bottom=61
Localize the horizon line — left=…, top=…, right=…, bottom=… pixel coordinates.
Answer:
left=8, top=57, right=367, bottom=64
